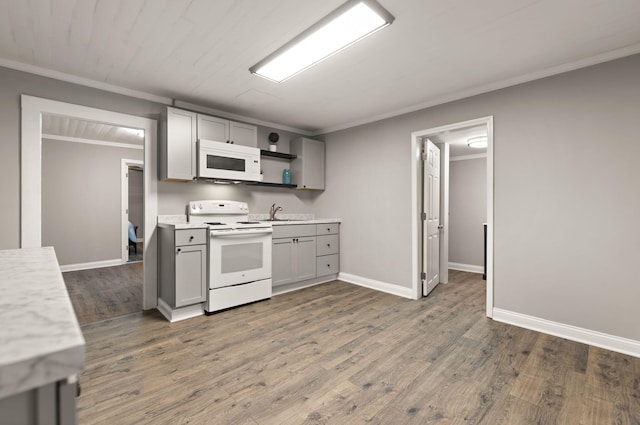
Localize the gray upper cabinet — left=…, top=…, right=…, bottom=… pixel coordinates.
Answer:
left=291, top=137, right=325, bottom=190
left=230, top=121, right=258, bottom=147
left=197, top=114, right=258, bottom=147
left=197, top=114, right=228, bottom=142
left=161, top=107, right=259, bottom=181
left=160, top=106, right=197, bottom=181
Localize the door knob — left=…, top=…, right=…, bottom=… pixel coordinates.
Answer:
left=438, top=225, right=444, bottom=229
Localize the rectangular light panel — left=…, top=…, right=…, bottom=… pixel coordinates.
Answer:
left=250, top=0, right=394, bottom=83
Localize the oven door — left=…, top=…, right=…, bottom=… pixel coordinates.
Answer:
left=209, top=228, right=272, bottom=288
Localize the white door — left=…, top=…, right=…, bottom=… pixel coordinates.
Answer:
left=423, top=139, right=441, bottom=296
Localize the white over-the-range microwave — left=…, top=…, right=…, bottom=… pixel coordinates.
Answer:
left=197, top=139, right=262, bottom=182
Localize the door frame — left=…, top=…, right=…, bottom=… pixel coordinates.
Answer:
left=121, top=159, right=144, bottom=263
left=411, top=116, right=494, bottom=317
left=20, top=95, right=159, bottom=309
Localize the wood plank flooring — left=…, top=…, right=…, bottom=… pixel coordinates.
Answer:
left=63, top=262, right=142, bottom=324
left=77, top=271, right=640, bottom=424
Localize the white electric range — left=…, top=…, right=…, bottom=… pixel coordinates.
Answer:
left=188, top=200, right=272, bottom=313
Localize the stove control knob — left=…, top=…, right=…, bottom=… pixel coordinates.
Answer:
left=198, top=204, right=203, bottom=209
left=191, top=205, right=196, bottom=210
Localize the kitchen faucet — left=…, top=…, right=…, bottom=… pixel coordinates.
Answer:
left=269, top=203, right=283, bottom=221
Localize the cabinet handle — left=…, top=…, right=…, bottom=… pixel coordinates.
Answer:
left=177, top=248, right=181, bottom=253
left=189, top=236, right=194, bottom=241
left=326, top=228, right=330, bottom=232
left=327, top=243, right=331, bottom=247
left=327, top=264, right=331, bottom=268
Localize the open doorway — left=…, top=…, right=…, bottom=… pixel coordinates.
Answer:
left=411, top=116, right=494, bottom=317
left=20, top=95, right=158, bottom=320
left=40, top=115, right=147, bottom=323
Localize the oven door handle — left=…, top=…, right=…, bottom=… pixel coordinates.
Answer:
left=210, top=229, right=273, bottom=237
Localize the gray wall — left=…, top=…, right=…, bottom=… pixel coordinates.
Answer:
left=316, top=54, right=640, bottom=341
left=0, top=66, right=312, bottom=252
left=2, top=54, right=640, bottom=342
left=0, top=66, right=165, bottom=250
left=449, top=158, right=487, bottom=267
left=42, top=139, right=142, bottom=265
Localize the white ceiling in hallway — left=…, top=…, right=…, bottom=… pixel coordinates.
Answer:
left=42, top=114, right=145, bottom=146
left=2, top=0, right=640, bottom=134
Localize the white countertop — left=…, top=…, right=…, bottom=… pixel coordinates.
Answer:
left=265, top=218, right=341, bottom=226
left=158, top=214, right=341, bottom=228
left=0, top=247, right=85, bottom=399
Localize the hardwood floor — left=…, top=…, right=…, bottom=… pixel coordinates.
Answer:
left=77, top=271, right=640, bottom=424
left=63, top=262, right=143, bottom=325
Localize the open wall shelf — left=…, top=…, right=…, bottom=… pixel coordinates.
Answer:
left=260, top=150, right=297, bottom=160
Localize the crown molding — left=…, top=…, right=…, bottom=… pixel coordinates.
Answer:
left=313, top=43, right=640, bottom=135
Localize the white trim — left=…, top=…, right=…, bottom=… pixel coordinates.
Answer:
left=173, top=100, right=313, bottom=137
left=21, top=95, right=158, bottom=310
left=448, top=262, right=484, bottom=274
left=411, top=116, right=494, bottom=316
left=314, top=43, right=640, bottom=135
left=338, top=272, right=414, bottom=299
left=493, top=308, right=640, bottom=359
left=450, top=153, right=487, bottom=162
left=157, top=298, right=204, bottom=323
left=59, top=259, right=122, bottom=272
left=272, top=276, right=336, bottom=296
left=0, top=58, right=172, bottom=105
left=42, top=133, right=143, bottom=150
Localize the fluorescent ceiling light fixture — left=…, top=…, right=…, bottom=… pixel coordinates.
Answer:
left=467, top=136, right=488, bottom=149
left=250, top=0, right=394, bottom=83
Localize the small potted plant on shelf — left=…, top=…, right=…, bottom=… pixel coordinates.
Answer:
left=268, top=132, right=279, bottom=152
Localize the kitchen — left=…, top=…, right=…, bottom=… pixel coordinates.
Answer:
left=2, top=0, right=640, bottom=423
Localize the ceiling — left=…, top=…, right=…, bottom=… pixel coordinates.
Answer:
left=429, top=125, right=488, bottom=157
left=2, top=0, right=640, bottom=134
left=42, top=114, right=145, bottom=145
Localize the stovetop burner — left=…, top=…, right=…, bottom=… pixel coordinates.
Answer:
left=206, top=222, right=225, bottom=225
left=236, top=221, right=260, bottom=224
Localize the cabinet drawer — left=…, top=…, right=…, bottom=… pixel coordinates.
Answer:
left=316, top=234, right=339, bottom=256
left=272, top=224, right=316, bottom=239
left=316, top=254, right=339, bottom=277
left=175, top=229, right=207, bottom=246
left=316, top=223, right=339, bottom=235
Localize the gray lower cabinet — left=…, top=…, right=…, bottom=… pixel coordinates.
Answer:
left=0, top=378, right=78, bottom=425
left=316, top=224, right=340, bottom=277
left=159, top=227, right=207, bottom=308
left=272, top=225, right=316, bottom=287
left=272, top=223, right=339, bottom=287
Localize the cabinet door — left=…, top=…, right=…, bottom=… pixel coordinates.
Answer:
left=229, top=121, right=258, bottom=147
left=166, top=107, right=197, bottom=180
left=197, top=114, right=229, bottom=142
left=291, top=138, right=325, bottom=190
left=294, top=236, right=316, bottom=281
left=272, top=238, right=295, bottom=287
left=175, top=244, right=207, bottom=307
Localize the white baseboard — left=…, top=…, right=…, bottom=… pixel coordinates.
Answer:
left=493, top=308, right=640, bottom=359
left=448, top=262, right=484, bottom=274
left=338, top=272, right=414, bottom=299
left=59, top=259, right=123, bottom=272
left=272, top=275, right=337, bottom=296
left=157, top=298, right=204, bottom=323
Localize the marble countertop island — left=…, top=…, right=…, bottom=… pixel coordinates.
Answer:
left=0, top=247, right=85, bottom=400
